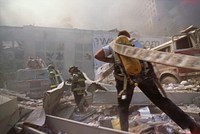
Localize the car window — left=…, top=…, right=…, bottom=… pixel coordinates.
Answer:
left=176, top=36, right=192, bottom=49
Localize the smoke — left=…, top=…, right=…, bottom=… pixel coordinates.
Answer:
left=0, top=0, right=142, bottom=31
left=0, top=0, right=200, bottom=35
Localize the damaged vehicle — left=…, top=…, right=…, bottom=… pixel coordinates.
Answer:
left=152, top=25, right=200, bottom=84
left=5, top=58, right=63, bottom=99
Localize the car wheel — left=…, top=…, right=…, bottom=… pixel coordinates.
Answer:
left=160, top=75, right=179, bottom=84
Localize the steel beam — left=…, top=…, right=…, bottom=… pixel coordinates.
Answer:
left=21, top=126, right=46, bottom=134
left=46, top=115, right=131, bottom=134
left=93, top=90, right=200, bottom=105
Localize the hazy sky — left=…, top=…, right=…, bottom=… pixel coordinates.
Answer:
left=0, top=0, right=140, bottom=30
left=0, top=0, right=200, bottom=33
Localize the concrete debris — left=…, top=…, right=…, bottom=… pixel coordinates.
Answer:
left=26, top=57, right=46, bottom=69
left=1, top=76, right=200, bottom=134
left=163, top=79, right=200, bottom=91
left=54, top=104, right=75, bottom=119
left=93, top=89, right=200, bottom=106
left=24, top=107, right=45, bottom=126
left=86, top=82, right=108, bottom=94
left=193, top=96, right=200, bottom=107
left=95, top=63, right=116, bottom=85
left=0, top=94, right=20, bottom=134
left=137, top=106, right=152, bottom=119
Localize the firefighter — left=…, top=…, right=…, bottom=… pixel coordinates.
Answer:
left=47, top=64, right=63, bottom=89
left=68, top=66, right=88, bottom=112
left=94, top=30, right=200, bottom=133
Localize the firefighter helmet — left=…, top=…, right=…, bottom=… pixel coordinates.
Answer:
left=118, top=30, right=130, bottom=38
left=69, top=66, right=78, bottom=73
left=47, top=64, right=55, bottom=70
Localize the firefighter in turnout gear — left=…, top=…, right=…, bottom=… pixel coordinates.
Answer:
left=68, top=66, right=88, bottom=112
left=47, top=64, right=63, bottom=89
left=94, top=30, right=200, bottom=134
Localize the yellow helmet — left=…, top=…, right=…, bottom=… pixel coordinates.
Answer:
left=115, top=35, right=132, bottom=46
left=118, top=30, right=130, bottom=38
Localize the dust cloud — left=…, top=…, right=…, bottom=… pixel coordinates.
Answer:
left=0, top=0, right=142, bottom=31
left=0, top=0, right=200, bottom=35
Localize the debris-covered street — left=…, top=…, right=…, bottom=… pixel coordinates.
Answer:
left=1, top=76, right=200, bottom=134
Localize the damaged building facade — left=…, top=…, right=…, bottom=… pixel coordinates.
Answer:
left=0, top=25, right=168, bottom=81
left=0, top=25, right=111, bottom=80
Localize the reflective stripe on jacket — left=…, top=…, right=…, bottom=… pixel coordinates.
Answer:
left=70, top=72, right=86, bottom=83
left=70, top=71, right=86, bottom=93
left=49, top=69, right=63, bottom=88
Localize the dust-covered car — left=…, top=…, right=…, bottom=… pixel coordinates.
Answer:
left=6, top=58, right=64, bottom=99
left=151, top=26, right=200, bottom=84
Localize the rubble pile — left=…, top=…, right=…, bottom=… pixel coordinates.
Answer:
left=0, top=88, right=43, bottom=109
left=163, top=79, right=200, bottom=92
left=1, top=77, right=200, bottom=134
left=77, top=105, right=194, bottom=133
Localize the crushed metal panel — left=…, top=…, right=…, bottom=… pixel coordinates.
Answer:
left=0, top=95, right=20, bottom=134
left=46, top=115, right=132, bottom=134
left=24, top=107, right=46, bottom=126
left=43, top=82, right=66, bottom=114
